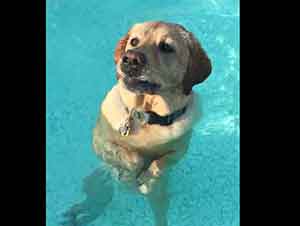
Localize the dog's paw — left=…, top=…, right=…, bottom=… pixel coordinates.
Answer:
left=136, top=160, right=163, bottom=194
left=60, top=213, right=94, bottom=226
left=137, top=170, right=153, bottom=194
left=138, top=160, right=162, bottom=181
left=137, top=168, right=153, bottom=185
left=60, top=201, right=100, bottom=226
left=148, top=160, right=162, bottom=177
left=138, top=177, right=157, bottom=194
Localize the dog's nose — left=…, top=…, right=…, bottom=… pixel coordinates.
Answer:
left=122, top=50, right=147, bottom=68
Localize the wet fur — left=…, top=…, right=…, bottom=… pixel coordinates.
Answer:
left=92, top=21, right=212, bottom=226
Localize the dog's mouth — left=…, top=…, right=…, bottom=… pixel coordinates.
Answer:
left=123, top=76, right=160, bottom=94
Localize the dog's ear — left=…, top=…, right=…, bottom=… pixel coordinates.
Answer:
left=182, top=32, right=212, bottom=95
left=114, top=33, right=130, bottom=65
left=114, top=32, right=130, bottom=80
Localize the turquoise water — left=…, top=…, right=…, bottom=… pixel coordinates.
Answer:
left=46, top=1, right=240, bottom=226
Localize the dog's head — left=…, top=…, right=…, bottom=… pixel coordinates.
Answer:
left=114, top=21, right=212, bottom=95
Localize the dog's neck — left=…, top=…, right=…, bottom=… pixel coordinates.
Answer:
left=117, top=80, right=191, bottom=116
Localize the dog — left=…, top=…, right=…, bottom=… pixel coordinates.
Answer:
left=91, top=21, right=212, bottom=226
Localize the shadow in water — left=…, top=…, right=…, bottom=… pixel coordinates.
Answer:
left=61, top=167, right=114, bottom=226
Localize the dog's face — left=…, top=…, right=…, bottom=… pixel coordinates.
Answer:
left=114, top=21, right=212, bottom=95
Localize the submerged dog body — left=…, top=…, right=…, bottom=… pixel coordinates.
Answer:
left=93, top=81, right=198, bottom=190
left=92, top=21, right=211, bottom=226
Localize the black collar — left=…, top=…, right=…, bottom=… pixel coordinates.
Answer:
left=146, top=106, right=187, bottom=126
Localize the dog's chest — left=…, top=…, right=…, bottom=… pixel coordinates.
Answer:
left=100, top=85, right=198, bottom=149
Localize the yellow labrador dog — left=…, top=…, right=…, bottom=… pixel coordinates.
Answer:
left=93, top=21, right=212, bottom=226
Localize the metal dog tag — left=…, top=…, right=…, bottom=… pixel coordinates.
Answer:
left=118, top=108, right=149, bottom=136
left=119, top=117, right=131, bottom=136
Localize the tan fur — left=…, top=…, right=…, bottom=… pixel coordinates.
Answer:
left=99, top=82, right=198, bottom=150
left=92, top=21, right=211, bottom=226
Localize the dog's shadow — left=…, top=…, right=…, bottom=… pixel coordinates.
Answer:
left=61, top=167, right=114, bottom=226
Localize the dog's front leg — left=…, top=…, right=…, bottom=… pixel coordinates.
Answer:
left=147, top=174, right=169, bottom=226
left=137, top=150, right=179, bottom=194
left=137, top=130, right=192, bottom=194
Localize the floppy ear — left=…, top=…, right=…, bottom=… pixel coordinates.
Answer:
left=114, top=32, right=130, bottom=80
left=182, top=32, right=212, bottom=95
left=114, top=33, right=130, bottom=65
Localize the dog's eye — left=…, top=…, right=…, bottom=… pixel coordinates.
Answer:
left=130, top=38, right=139, bottom=47
left=158, top=42, right=174, bottom=53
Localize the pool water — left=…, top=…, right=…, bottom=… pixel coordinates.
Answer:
left=46, top=1, right=240, bottom=226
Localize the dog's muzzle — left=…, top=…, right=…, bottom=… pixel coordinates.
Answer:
left=120, top=50, right=147, bottom=78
